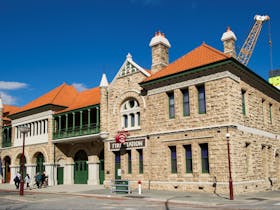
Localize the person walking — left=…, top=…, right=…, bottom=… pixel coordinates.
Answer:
left=35, top=172, right=42, bottom=188
left=25, top=174, right=31, bottom=190
left=13, top=172, right=21, bottom=189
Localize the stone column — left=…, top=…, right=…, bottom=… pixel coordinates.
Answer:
left=25, top=164, right=36, bottom=184
left=1, top=166, right=5, bottom=183
left=87, top=155, right=100, bottom=185
left=10, top=165, right=20, bottom=184
left=44, top=163, right=56, bottom=186
left=64, top=157, right=74, bottom=184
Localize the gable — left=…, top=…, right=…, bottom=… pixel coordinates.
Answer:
left=112, top=53, right=150, bottom=84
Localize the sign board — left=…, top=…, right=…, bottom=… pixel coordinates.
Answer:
left=117, top=169, right=122, bottom=177
left=115, top=130, right=129, bottom=144
left=109, top=139, right=146, bottom=151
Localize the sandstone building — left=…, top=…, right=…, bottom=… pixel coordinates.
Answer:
left=1, top=30, right=280, bottom=195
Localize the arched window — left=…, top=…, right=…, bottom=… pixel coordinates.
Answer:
left=121, top=99, right=140, bottom=129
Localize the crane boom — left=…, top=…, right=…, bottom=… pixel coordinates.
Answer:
left=237, top=15, right=270, bottom=66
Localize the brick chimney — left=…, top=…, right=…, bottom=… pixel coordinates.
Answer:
left=221, top=27, right=237, bottom=58
left=149, top=31, right=171, bottom=74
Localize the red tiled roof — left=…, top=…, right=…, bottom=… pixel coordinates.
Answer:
left=144, top=43, right=229, bottom=82
left=3, top=104, right=21, bottom=115
left=12, top=83, right=79, bottom=115
left=56, top=87, right=100, bottom=114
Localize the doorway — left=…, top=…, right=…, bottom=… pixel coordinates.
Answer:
left=74, top=150, right=88, bottom=184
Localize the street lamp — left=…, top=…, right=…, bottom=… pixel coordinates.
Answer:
left=226, top=132, right=234, bottom=200
left=19, top=125, right=30, bottom=196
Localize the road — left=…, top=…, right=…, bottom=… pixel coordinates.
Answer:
left=0, top=190, right=280, bottom=210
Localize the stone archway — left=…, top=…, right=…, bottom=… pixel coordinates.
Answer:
left=74, top=150, right=88, bottom=184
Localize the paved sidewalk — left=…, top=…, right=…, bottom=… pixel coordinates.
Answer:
left=0, top=183, right=279, bottom=207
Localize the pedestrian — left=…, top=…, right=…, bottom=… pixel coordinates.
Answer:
left=35, top=172, right=42, bottom=188
left=25, top=174, right=31, bottom=190
left=13, top=171, right=21, bottom=189
left=41, top=171, right=46, bottom=187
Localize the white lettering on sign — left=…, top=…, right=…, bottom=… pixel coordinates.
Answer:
left=109, top=139, right=146, bottom=151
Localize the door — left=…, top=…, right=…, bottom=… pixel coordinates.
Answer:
left=114, top=151, right=121, bottom=179
left=57, top=167, right=64, bottom=185
left=99, top=159, right=104, bottom=184
left=74, top=150, right=88, bottom=184
left=4, top=157, right=11, bottom=183
left=99, top=150, right=104, bottom=184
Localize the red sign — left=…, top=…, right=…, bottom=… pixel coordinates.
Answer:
left=115, top=130, right=129, bottom=144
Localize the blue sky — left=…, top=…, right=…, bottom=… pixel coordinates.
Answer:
left=0, top=0, right=279, bottom=106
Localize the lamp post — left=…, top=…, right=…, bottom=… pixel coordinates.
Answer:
left=226, top=132, right=234, bottom=200
left=19, top=125, right=30, bottom=196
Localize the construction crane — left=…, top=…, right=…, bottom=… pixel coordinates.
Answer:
left=237, top=15, right=270, bottom=66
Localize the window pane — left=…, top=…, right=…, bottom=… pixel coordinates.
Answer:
left=128, top=150, right=132, bottom=174
left=200, top=144, right=209, bottom=173
left=182, top=89, right=190, bottom=116
left=137, top=112, right=140, bottom=126
left=138, top=149, right=143, bottom=174
left=124, top=115, right=128, bottom=128
left=184, top=145, right=192, bottom=173
left=168, top=92, right=175, bottom=118
left=242, top=90, right=246, bottom=115
left=130, top=114, right=135, bottom=127
left=198, top=85, right=206, bottom=114
left=169, top=146, right=177, bottom=173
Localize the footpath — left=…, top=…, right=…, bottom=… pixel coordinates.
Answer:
left=0, top=183, right=280, bottom=207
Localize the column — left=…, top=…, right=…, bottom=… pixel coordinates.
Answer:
left=2, top=166, right=5, bottom=183
left=45, top=119, right=48, bottom=134
left=65, top=114, right=68, bottom=134
left=58, top=116, right=61, bottom=137
left=64, top=158, right=74, bottom=184
left=72, top=112, right=75, bottom=135
left=10, top=165, right=20, bottom=184
left=25, top=164, right=36, bottom=185
left=80, top=110, right=83, bottom=135
left=87, top=155, right=100, bottom=185
left=88, top=109, right=91, bottom=133
left=44, top=163, right=56, bottom=186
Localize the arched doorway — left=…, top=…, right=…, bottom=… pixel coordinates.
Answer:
left=74, top=150, right=88, bottom=184
left=4, top=156, right=11, bottom=183
left=36, top=153, right=45, bottom=174
left=99, top=150, right=104, bottom=184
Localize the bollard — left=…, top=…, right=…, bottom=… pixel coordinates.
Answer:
left=138, top=180, right=142, bottom=195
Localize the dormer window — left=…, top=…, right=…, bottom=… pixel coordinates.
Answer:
left=121, top=99, right=140, bottom=130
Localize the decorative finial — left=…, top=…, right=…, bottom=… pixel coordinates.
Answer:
left=126, top=53, right=132, bottom=60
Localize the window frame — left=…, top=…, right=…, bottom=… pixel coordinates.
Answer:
left=197, top=85, right=206, bottom=114
left=241, top=89, right=246, bottom=116
left=182, top=88, right=190, bottom=116
left=169, top=146, right=177, bottom=173
left=200, top=143, right=209, bottom=173
left=137, top=149, right=143, bottom=174
left=127, top=150, right=132, bottom=174
left=184, top=145, right=193, bottom=173
left=167, top=92, right=175, bottom=119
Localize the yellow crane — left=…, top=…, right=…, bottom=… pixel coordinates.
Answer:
left=237, top=15, right=271, bottom=66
